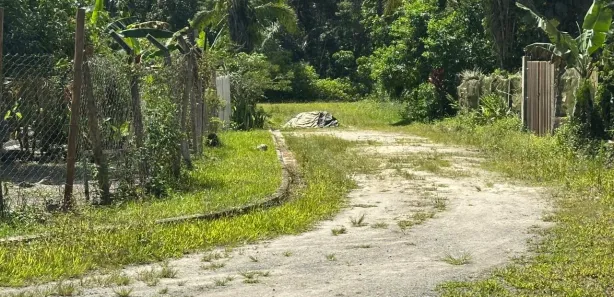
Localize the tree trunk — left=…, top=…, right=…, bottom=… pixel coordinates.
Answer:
left=0, top=181, right=4, bottom=217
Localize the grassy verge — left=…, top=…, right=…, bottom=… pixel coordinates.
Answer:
left=0, top=131, right=280, bottom=238
left=264, top=102, right=614, bottom=296
left=0, top=133, right=374, bottom=287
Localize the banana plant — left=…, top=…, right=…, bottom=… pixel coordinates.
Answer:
left=517, top=0, right=614, bottom=79
left=107, top=19, right=176, bottom=63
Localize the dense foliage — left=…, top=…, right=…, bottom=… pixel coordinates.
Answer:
left=3, top=0, right=613, bottom=125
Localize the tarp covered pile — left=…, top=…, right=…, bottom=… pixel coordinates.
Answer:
left=283, top=111, right=339, bottom=129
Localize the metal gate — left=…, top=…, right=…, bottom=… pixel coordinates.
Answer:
left=521, top=57, right=555, bottom=136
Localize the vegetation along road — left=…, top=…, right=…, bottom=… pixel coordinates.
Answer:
left=2, top=102, right=555, bottom=296
left=6, top=0, right=614, bottom=296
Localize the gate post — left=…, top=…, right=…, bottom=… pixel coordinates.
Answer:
left=63, top=8, right=86, bottom=211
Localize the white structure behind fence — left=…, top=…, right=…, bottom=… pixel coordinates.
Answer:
left=215, top=75, right=232, bottom=126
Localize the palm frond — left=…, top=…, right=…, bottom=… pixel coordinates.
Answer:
left=190, top=10, right=223, bottom=31
left=254, top=2, right=298, bottom=34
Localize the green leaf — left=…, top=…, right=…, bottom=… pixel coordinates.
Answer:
left=4, top=111, right=11, bottom=121
left=91, top=0, right=104, bottom=26
left=15, top=112, right=22, bottom=120
left=190, top=10, right=220, bottom=31
left=516, top=2, right=579, bottom=62
left=120, top=122, right=130, bottom=137
left=197, top=31, right=207, bottom=48
left=582, top=1, right=613, bottom=54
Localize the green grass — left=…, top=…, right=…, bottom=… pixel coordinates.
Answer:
left=331, top=226, right=348, bottom=236
left=240, top=270, right=270, bottom=284
left=0, top=131, right=281, bottom=238
left=442, top=252, right=472, bottom=266
left=113, top=288, right=133, bottom=297
left=260, top=101, right=403, bottom=129
left=389, top=153, right=452, bottom=174
left=0, top=132, right=373, bottom=287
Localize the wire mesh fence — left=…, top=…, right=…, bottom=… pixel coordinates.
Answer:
left=0, top=50, right=215, bottom=215
left=0, top=54, right=72, bottom=213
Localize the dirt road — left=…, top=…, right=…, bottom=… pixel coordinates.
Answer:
left=6, top=130, right=551, bottom=297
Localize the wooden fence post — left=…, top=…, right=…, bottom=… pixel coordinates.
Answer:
left=0, top=7, right=5, bottom=215
left=64, top=8, right=86, bottom=211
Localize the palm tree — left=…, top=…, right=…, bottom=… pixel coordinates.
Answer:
left=190, top=0, right=298, bottom=53
left=483, top=0, right=516, bottom=70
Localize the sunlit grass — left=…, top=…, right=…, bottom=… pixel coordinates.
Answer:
left=0, top=132, right=374, bottom=287
left=0, top=131, right=280, bottom=238
left=260, top=100, right=403, bottom=129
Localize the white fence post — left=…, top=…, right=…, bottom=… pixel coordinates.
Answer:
left=215, top=75, right=231, bottom=127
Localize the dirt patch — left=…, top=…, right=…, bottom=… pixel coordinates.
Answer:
left=2, top=130, right=551, bottom=297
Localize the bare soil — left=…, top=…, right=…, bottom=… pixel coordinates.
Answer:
left=3, top=130, right=551, bottom=297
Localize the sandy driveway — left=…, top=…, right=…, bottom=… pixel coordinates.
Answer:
left=4, top=130, right=551, bottom=297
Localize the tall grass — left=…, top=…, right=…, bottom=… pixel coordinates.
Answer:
left=0, top=134, right=374, bottom=287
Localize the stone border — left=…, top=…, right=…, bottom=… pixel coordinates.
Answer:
left=0, top=130, right=298, bottom=244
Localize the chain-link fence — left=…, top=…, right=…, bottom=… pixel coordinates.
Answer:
left=0, top=50, right=216, bottom=214
left=0, top=54, right=73, bottom=213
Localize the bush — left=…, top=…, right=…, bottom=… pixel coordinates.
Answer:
left=314, top=78, right=356, bottom=101
left=572, top=79, right=606, bottom=140
left=477, top=93, right=513, bottom=124
left=400, top=82, right=452, bottom=123
left=225, top=53, right=286, bottom=130
left=367, top=1, right=434, bottom=98
left=142, top=97, right=183, bottom=197
left=290, top=63, right=319, bottom=100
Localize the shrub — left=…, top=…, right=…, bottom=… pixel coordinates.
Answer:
left=478, top=93, right=513, bottom=124
left=572, top=79, right=605, bottom=140
left=400, top=82, right=452, bottom=123
left=290, top=63, right=319, bottom=100
left=142, top=92, right=184, bottom=197
left=314, top=78, right=355, bottom=101
left=225, top=53, right=286, bottom=130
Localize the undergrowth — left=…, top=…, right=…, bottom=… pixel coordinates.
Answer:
left=0, top=133, right=373, bottom=287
